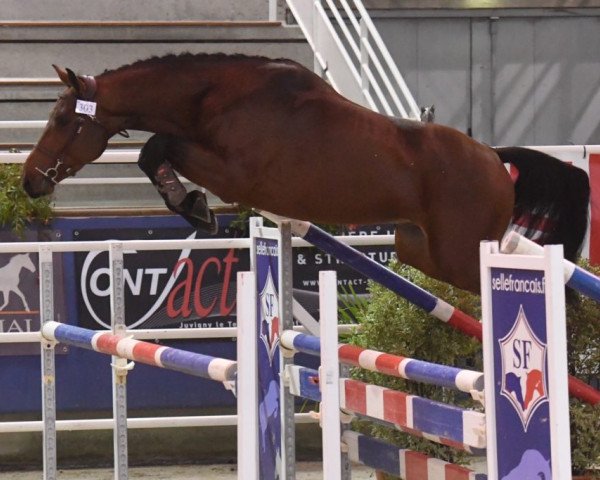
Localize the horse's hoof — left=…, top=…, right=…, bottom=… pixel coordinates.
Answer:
left=181, top=211, right=218, bottom=235
left=183, top=190, right=212, bottom=224
left=205, top=211, right=219, bottom=235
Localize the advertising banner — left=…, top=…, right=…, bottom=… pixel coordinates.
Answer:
left=73, top=222, right=248, bottom=331
left=489, top=267, right=552, bottom=477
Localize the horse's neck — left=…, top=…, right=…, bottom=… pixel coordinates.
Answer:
left=97, top=65, right=227, bottom=137
left=2, top=257, right=22, bottom=276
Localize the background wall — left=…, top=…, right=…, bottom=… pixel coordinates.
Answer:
left=369, top=8, right=600, bottom=145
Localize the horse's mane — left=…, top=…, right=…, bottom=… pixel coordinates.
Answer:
left=99, top=52, right=297, bottom=77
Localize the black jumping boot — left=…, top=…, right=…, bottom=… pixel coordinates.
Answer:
left=138, top=134, right=218, bottom=234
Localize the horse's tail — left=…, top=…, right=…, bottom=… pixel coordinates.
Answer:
left=495, top=146, right=590, bottom=263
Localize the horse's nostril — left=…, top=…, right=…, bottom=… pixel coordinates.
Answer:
left=22, top=177, right=43, bottom=198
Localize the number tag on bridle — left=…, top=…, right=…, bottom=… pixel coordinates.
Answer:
left=75, top=99, right=97, bottom=116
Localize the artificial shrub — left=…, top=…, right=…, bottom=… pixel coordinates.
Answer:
left=0, top=163, right=53, bottom=235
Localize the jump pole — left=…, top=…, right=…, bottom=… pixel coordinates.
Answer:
left=40, top=321, right=237, bottom=382
left=502, top=231, right=600, bottom=303
left=301, top=242, right=572, bottom=478
left=280, top=330, right=483, bottom=394
left=259, top=211, right=482, bottom=339
left=259, top=212, right=600, bottom=405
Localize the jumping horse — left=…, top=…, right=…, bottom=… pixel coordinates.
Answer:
left=21, top=53, right=590, bottom=293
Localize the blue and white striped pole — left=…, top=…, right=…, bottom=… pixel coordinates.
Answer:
left=502, top=231, right=600, bottom=304
left=41, top=321, right=237, bottom=382
left=259, top=211, right=483, bottom=340
left=281, top=330, right=483, bottom=394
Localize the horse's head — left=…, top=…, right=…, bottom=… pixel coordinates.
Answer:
left=22, top=65, right=110, bottom=198
left=17, top=254, right=36, bottom=273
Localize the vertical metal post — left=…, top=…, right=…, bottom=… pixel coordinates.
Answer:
left=268, top=0, right=277, bottom=21
left=313, top=0, right=323, bottom=77
left=359, top=17, right=369, bottom=104
left=39, top=245, right=57, bottom=480
left=109, top=243, right=128, bottom=480
left=339, top=365, right=351, bottom=480
left=319, top=271, right=342, bottom=479
left=544, top=245, right=572, bottom=479
left=249, top=217, right=263, bottom=272
left=279, top=222, right=296, bottom=479
left=237, top=271, right=259, bottom=480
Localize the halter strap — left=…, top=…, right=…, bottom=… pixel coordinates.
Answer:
left=33, top=116, right=86, bottom=183
left=81, top=75, right=97, bottom=100
left=34, top=73, right=130, bottom=184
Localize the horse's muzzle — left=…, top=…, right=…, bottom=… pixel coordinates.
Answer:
left=22, top=175, right=54, bottom=198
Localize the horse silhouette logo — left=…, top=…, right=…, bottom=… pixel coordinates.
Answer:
left=499, top=305, right=548, bottom=431
left=0, top=253, right=36, bottom=312
left=501, top=449, right=551, bottom=480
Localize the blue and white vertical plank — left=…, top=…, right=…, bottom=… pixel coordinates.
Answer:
left=480, top=241, right=572, bottom=479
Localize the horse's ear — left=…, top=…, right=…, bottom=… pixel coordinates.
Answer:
left=52, top=64, right=86, bottom=96
left=66, top=68, right=85, bottom=96
left=53, top=64, right=70, bottom=85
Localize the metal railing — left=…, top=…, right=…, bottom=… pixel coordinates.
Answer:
left=286, top=0, right=421, bottom=119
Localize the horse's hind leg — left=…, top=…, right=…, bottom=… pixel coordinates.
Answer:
left=394, top=222, right=438, bottom=278
left=138, top=134, right=218, bottom=234
left=0, top=291, right=8, bottom=310
left=396, top=218, right=493, bottom=294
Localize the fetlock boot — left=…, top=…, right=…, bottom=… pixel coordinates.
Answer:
left=155, top=162, right=188, bottom=207
left=138, top=134, right=218, bottom=234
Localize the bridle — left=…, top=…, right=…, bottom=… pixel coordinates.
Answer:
left=33, top=75, right=129, bottom=184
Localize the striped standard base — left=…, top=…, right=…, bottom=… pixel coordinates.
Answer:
left=343, top=431, right=487, bottom=480
left=41, top=321, right=237, bottom=382
left=285, top=365, right=486, bottom=452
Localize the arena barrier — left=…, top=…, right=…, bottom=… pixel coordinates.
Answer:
left=259, top=211, right=600, bottom=406
left=260, top=242, right=573, bottom=479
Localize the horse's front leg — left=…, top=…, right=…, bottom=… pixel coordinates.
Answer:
left=0, top=291, right=8, bottom=311
left=137, top=134, right=217, bottom=234
left=13, top=289, right=30, bottom=311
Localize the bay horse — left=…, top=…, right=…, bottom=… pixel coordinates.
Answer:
left=21, top=53, right=589, bottom=293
